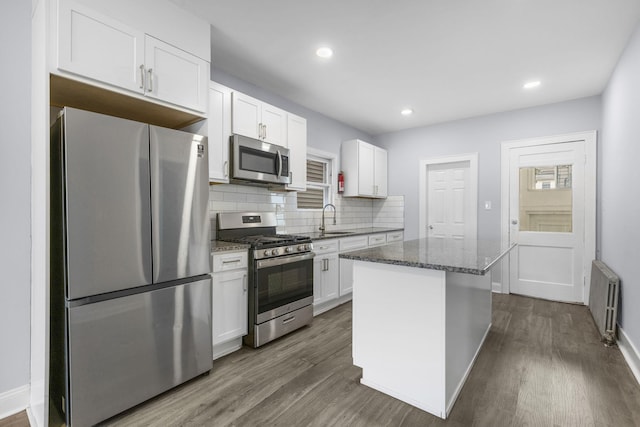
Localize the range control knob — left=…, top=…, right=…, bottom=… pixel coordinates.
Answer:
left=271, top=249, right=280, bottom=256
left=263, top=250, right=271, bottom=256
left=297, top=244, right=306, bottom=251
left=285, top=246, right=294, bottom=253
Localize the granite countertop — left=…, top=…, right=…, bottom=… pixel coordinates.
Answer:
left=211, top=240, right=250, bottom=253
left=300, top=227, right=404, bottom=241
left=339, top=238, right=516, bottom=275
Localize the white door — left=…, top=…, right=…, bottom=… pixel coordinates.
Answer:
left=144, top=36, right=209, bottom=113
left=508, top=141, right=587, bottom=302
left=420, top=155, right=478, bottom=240
left=212, top=269, right=248, bottom=345
left=261, top=103, right=287, bottom=146
left=231, top=92, right=262, bottom=139
left=358, top=142, right=375, bottom=197
left=285, top=113, right=307, bottom=191
left=57, top=0, right=144, bottom=93
left=208, top=82, right=231, bottom=183
left=374, top=147, right=388, bottom=197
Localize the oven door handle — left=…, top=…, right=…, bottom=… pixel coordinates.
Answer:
left=256, top=252, right=315, bottom=269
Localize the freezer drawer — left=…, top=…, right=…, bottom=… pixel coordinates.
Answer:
left=66, top=278, right=212, bottom=427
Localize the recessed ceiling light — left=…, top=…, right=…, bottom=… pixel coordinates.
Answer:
left=523, top=80, right=541, bottom=89
left=316, top=47, right=333, bottom=58
left=401, top=108, right=413, bottom=116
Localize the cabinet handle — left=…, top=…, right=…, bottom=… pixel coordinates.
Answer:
left=282, top=315, right=296, bottom=324
left=222, top=259, right=241, bottom=264
left=224, top=160, right=229, bottom=177
left=147, top=68, right=153, bottom=92
left=139, top=65, right=145, bottom=90
left=243, top=274, right=247, bottom=293
left=258, top=123, right=263, bottom=139
left=264, top=124, right=267, bottom=140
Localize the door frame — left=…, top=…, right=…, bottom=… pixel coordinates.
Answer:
left=500, top=131, right=597, bottom=302
left=419, top=153, right=478, bottom=239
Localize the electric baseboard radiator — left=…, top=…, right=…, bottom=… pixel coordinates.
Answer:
left=588, top=260, right=620, bottom=345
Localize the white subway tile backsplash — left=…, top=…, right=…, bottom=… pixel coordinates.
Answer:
left=209, top=184, right=403, bottom=239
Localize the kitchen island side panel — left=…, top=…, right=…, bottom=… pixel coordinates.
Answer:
left=352, top=261, right=447, bottom=417
left=444, top=270, right=492, bottom=414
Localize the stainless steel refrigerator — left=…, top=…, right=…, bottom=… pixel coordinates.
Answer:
left=49, top=107, right=212, bottom=427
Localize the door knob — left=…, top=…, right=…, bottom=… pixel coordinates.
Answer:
left=428, top=225, right=434, bottom=230
left=511, top=219, right=518, bottom=225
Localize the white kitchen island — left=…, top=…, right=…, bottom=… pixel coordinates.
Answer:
left=340, top=238, right=514, bottom=419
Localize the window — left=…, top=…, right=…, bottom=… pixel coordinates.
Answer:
left=297, top=151, right=334, bottom=209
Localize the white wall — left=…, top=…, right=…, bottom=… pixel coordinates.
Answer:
left=0, top=0, right=32, bottom=396
left=601, top=23, right=640, bottom=360
left=375, top=96, right=602, bottom=241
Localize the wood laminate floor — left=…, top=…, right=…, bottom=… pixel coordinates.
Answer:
left=3, top=294, right=639, bottom=427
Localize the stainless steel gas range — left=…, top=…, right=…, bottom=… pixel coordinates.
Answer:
left=217, top=212, right=314, bottom=347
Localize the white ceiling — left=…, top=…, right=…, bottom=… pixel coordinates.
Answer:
left=173, top=0, right=640, bottom=135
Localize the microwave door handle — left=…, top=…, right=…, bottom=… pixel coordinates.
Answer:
left=276, top=150, right=282, bottom=177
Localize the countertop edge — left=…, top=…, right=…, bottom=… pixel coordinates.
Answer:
left=339, top=253, right=486, bottom=275
left=302, top=227, right=404, bottom=241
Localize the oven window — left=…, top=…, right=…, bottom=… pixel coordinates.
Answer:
left=257, top=258, right=313, bottom=314
left=240, top=146, right=276, bottom=174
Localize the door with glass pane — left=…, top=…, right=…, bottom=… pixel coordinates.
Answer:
left=509, top=141, right=585, bottom=302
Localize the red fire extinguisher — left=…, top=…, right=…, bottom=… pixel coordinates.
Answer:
left=338, top=171, right=345, bottom=193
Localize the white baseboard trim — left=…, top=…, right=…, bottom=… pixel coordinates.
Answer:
left=618, top=325, right=640, bottom=386
left=0, top=384, right=30, bottom=420
left=491, top=281, right=502, bottom=293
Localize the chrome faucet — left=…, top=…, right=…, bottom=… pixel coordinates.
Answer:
left=319, top=203, right=336, bottom=234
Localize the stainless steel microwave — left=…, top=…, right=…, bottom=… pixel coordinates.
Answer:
left=230, top=134, right=290, bottom=185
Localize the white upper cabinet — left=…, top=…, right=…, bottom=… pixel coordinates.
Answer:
left=208, top=81, right=232, bottom=183
left=231, top=91, right=287, bottom=146
left=341, top=139, right=388, bottom=198
left=54, top=0, right=209, bottom=114
left=285, top=113, right=307, bottom=191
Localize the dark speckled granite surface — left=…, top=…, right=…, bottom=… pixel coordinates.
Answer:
left=211, top=240, right=250, bottom=253
left=339, top=238, right=516, bottom=275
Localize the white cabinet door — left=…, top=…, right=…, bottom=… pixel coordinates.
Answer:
left=231, top=92, right=262, bottom=140
left=358, top=142, right=375, bottom=197
left=261, top=103, right=287, bottom=146
left=212, top=269, right=248, bottom=345
left=58, top=0, right=144, bottom=93
left=231, top=91, right=288, bottom=146
left=285, top=113, right=307, bottom=191
left=374, top=147, right=388, bottom=198
left=208, top=82, right=231, bottom=183
left=314, top=254, right=339, bottom=305
left=144, top=36, right=208, bottom=113
left=339, top=235, right=368, bottom=296
left=324, top=254, right=340, bottom=301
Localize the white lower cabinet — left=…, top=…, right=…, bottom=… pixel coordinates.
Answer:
left=312, top=231, right=404, bottom=315
left=211, top=250, right=248, bottom=360
left=313, top=240, right=339, bottom=313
